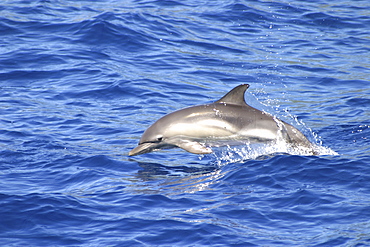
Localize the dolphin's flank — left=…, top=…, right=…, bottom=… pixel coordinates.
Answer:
left=129, top=84, right=315, bottom=156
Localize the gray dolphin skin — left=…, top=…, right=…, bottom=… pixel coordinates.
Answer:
left=129, top=84, right=315, bottom=156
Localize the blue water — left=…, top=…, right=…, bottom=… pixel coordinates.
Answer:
left=1, top=0, right=370, bottom=246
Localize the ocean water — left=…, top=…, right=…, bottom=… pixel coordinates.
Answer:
left=1, top=0, right=370, bottom=246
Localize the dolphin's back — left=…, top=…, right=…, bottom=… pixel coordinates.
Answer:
left=155, top=103, right=276, bottom=140
left=158, top=102, right=312, bottom=147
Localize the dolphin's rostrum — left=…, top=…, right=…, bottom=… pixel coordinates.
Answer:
left=129, top=84, right=315, bottom=156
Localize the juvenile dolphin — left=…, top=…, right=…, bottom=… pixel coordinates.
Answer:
left=129, top=84, right=315, bottom=156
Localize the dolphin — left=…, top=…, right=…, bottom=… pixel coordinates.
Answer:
left=129, top=84, right=315, bottom=156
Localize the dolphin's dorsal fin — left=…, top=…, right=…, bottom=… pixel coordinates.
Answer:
left=215, top=84, right=250, bottom=105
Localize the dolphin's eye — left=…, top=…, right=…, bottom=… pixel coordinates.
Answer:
left=157, top=137, right=163, bottom=142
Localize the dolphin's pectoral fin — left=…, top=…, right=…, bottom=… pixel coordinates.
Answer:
left=176, top=141, right=213, bottom=154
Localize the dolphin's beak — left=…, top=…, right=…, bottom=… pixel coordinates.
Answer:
left=128, top=142, right=157, bottom=156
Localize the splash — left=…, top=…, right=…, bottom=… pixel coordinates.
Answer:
left=206, top=138, right=337, bottom=166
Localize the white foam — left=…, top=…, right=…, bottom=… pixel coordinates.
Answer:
left=203, top=140, right=338, bottom=166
